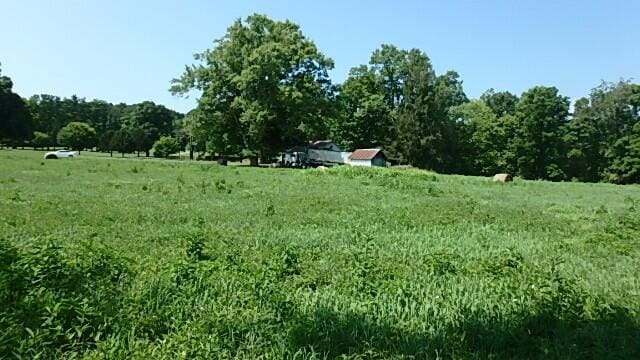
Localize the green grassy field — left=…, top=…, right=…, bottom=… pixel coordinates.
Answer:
left=1, top=149, right=639, bottom=359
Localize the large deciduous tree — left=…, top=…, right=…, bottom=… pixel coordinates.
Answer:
left=333, top=65, right=391, bottom=150
left=121, top=101, right=178, bottom=138
left=512, top=86, right=569, bottom=180
left=560, top=81, right=639, bottom=183
left=26, top=94, right=66, bottom=142
left=119, top=101, right=180, bottom=156
left=606, top=121, right=640, bottom=184
left=110, top=128, right=133, bottom=157
left=480, top=89, right=519, bottom=118
left=369, top=44, right=410, bottom=108
left=0, top=64, right=33, bottom=146
left=56, top=122, right=97, bottom=153
left=601, top=83, right=640, bottom=183
left=171, top=14, right=335, bottom=164
left=451, top=90, right=520, bottom=176
left=129, top=125, right=155, bottom=157
left=562, top=98, right=601, bottom=182
left=451, top=100, right=507, bottom=175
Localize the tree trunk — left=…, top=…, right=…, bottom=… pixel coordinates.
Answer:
left=250, top=156, right=258, bottom=167
left=110, top=150, right=113, bottom=157
left=146, top=150, right=150, bottom=157
left=121, top=152, right=125, bottom=158
left=137, top=151, right=140, bottom=157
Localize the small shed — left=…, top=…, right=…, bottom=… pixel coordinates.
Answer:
left=348, top=149, right=387, bottom=167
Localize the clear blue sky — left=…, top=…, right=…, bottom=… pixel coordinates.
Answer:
left=1, top=0, right=638, bottom=113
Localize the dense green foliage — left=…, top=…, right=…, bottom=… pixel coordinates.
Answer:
left=31, top=131, right=52, bottom=149
left=332, top=45, right=467, bottom=172
left=0, top=63, right=32, bottom=145
left=570, top=81, right=640, bottom=184
left=512, top=86, right=570, bottom=181
left=152, top=136, right=181, bottom=158
left=22, top=94, right=182, bottom=155
left=171, top=14, right=335, bottom=162
left=56, top=122, right=97, bottom=153
left=109, top=128, right=134, bottom=157
left=1, top=150, right=639, bottom=358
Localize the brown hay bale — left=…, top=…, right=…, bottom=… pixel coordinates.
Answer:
left=493, top=173, right=513, bottom=182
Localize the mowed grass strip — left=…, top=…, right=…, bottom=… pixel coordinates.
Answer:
left=1, top=150, right=639, bottom=359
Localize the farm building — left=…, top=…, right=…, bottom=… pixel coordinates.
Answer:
left=308, top=140, right=342, bottom=152
left=348, top=149, right=387, bottom=167
left=282, top=141, right=388, bottom=168
left=282, top=140, right=350, bottom=167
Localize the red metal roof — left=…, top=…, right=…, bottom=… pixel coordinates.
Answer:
left=349, top=149, right=384, bottom=160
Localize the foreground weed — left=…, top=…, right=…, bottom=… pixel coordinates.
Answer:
left=264, top=200, right=276, bottom=217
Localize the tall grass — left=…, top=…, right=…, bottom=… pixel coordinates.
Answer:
left=1, top=150, right=639, bottom=359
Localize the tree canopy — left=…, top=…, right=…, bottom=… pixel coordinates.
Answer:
left=329, top=45, right=468, bottom=172
left=0, top=64, right=32, bottom=145
left=32, top=131, right=52, bottom=149
left=171, top=14, right=335, bottom=161
left=56, top=122, right=97, bottom=153
left=512, top=86, right=569, bottom=180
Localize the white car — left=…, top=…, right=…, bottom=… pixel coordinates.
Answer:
left=44, top=150, right=78, bottom=159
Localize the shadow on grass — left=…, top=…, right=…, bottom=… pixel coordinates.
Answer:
left=288, top=306, right=640, bottom=359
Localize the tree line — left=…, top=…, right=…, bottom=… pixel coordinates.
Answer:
left=27, top=95, right=183, bottom=157
left=170, top=14, right=639, bottom=183
left=1, top=70, right=183, bottom=157
left=2, top=14, right=639, bottom=183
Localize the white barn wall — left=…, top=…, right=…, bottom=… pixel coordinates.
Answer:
left=341, top=152, right=352, bottom=164
left=350, top=159, right=372, bottom=167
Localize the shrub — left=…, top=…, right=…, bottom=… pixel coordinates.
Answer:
left=152, top=136, right=180, bottom=158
